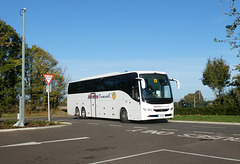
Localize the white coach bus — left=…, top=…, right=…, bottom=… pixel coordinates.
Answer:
left=67, top=71, right=180, bottom=122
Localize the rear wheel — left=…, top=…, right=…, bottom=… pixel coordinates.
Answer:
left=75, top=107, right=80, bottom=119
left=120, top=109, right=129, bottom=123
left=81, top=108, right=87, bottom=119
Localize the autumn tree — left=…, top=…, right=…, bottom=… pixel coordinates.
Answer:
left=0, top=19, right=22, bottom=113
left=202, top=57, right=230, bottom=97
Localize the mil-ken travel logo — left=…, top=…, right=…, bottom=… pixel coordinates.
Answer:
left=88, top=92, right=116, bottom=100
left=112, top=92, right=116, bottom=100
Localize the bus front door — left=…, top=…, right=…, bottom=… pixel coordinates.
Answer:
left=90, top=93, right=97, bottom=117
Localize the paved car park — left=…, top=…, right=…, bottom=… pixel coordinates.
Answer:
left=0, top=117, right=240, bottom=164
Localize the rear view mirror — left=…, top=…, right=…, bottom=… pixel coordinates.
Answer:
left=169, top=78, right=180, bottom=90
left=176, top=80, right=180, bottom=90
left=136, top=78, right=146, bottom=89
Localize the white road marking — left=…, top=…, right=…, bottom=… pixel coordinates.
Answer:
left=0, top=137, right=89, bottom=148
left=126, top=129, right=143, bottom=132
left=133, top=126, right=148, bottom=129
left=127, top=128, right=240, bottom=143
left=162, top=128, right=179, bottom=131
left=90, top=149, right=240, bottom=164
left=40, top=137, right=89, bottom=144
left=90, top=149, right=165, bottom=164
left=163, top=149, right=240, bottom=162
left=194, top=131, right=214, bottom=134
left=1, top=142, right=41, bottom=147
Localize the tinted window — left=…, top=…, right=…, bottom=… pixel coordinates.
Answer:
left=140, top=74, right=173, bottom=104
left=68, top=73, right=138, bottom=99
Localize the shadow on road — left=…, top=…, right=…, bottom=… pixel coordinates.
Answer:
left=72, top=116, right=169, bottom=124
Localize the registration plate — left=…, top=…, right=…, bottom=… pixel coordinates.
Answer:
left=158, top=114, right=164, bottom=117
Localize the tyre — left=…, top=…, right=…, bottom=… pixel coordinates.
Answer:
left=120, top=109, right=129, bottom=123
left=75, top=107, right=80, bottom=119
left=81, top=108, right=87, bottom=119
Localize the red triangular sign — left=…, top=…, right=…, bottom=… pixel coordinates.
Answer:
left=43, top=74, right=54, bottom=85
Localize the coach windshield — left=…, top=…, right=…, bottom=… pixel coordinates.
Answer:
left=140, top=74, right=173, bottom=104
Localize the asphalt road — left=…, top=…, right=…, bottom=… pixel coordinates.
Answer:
left=0, top=117, right=240, bottom=164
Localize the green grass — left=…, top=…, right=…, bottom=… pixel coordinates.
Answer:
left=1, top=109, right=69, bottom=118
left=0, top=109, right=66, bottom=129
left=172, top=115, right=240, bottom=123
left=0, top=120, right=60, bottom=129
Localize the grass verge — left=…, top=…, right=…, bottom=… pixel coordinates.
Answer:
left=172, top=115, right=240, bottom=123
left=1, top=109, right=69, bottom=118
left=0, top=120, right=60, bottom=129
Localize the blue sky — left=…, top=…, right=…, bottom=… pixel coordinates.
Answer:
left=1, top=0, right=239, bottom=100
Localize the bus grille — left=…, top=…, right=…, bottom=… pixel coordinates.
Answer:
left=148, top=114, right=172, bottom=117
left=153, top=108, right=169, bottom=112
left=148, top=115, right=159, bottom=117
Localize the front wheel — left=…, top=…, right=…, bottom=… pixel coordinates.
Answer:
left=120, top=109, right=129, bottom=123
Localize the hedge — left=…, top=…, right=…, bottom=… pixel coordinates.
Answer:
left=174, top=106, right=240, bottom=115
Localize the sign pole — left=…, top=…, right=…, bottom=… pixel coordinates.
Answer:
left=48, top=84, right=50, bottom=122
left=43, top=74, right=54, bottom=122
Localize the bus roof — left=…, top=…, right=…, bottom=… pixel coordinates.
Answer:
left=70, top=71, right=167, bottom=83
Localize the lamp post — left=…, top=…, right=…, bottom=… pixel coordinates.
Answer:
left=14, top=8, right=27, bottom=127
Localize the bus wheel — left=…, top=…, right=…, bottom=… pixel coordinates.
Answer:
left=81, top=108, right=87, bottom=119
left=120, top=108, right=129, bottom=123
left=75, top=107, right=80, bottom=119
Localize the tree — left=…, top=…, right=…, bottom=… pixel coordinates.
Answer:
left=0, top=19, right=69, bottom=114
left=215, top=0, right=240, bottom=56
left=50, top=66, right=69, bottom=110
left=215, top=0, right=240, bottom=106
left=232, top=64, right=240, bottom=86
left=181, top=90, right=205, bottom=107
left=202, top=57, right=230, bottom=97
left=26, top=45, right=68, bottom=112
left=0, top=19, right=22, bottom=113
left=230, top=63, right=240, bottom=104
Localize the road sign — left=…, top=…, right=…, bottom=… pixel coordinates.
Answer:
left=43, top=74, right=54, bottom=85
left=43, top=74, right=54, bottom=122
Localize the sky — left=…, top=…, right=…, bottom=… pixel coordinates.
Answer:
left=1, top=0, right=239, bottom=101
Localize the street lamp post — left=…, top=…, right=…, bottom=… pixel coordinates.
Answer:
left=14, top=8, right=27, bottom=127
